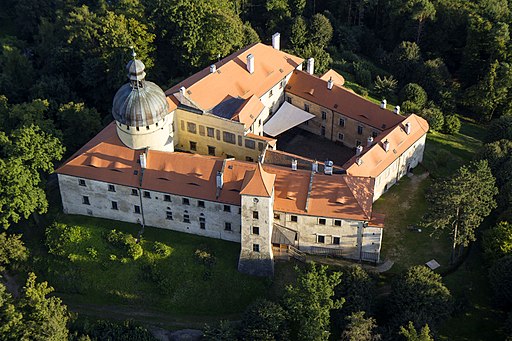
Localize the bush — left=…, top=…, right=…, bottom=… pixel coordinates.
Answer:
left=152, top=241, right=172, bottom=257
left=443, top=115, right=461, bottom=134
left=45, top=222, right=91, bottom=259
left=373, top=75, right=398, bottom=100
left=399, top=83, right=427, bottom=109
left=401, top=100, right=421, bottom=114
left=419, top=107, right=444, bottom=131
left=106, top=230, right=143, bottom=260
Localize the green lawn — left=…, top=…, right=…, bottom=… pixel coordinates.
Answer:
left=27, top=214, right=273, bottom=316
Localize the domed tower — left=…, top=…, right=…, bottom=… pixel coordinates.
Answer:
left=112, top=52, right=174, bottom=151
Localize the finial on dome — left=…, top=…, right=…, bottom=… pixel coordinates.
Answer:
left=126, top=46, right=146, bottom=83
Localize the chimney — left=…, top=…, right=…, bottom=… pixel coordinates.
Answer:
left=356, top=145, right=363, bottom=156
left=139, top=153, right=147, bottom=169
left=272, top=32, right=280, bottom=50
left=312, top=161, right=319, bottom=173
left=307, top=58, right=315, bottom=75
left=327, top=77, right=333, bottom=90
left=383, top=140, right=390, bottom=152
left=247, top=54, right=255, bottom=74
left=324, top=160, right=333, bottom=175
left=209, top=64, right=217, bottom=73
left=394, top=105, right=400, bottom=114
left=356, top=157, right=363, bottom=166
left=405, top=122, right=411, bottom=135
left=367, top=136, right=374, bottom=147
left=291, top=159, right=298, bottom=171
left=216, top=171, right=224, bottom=189
left=179, top=86, right=186, bottom=95
left=380, top=99, right=387, bottom=109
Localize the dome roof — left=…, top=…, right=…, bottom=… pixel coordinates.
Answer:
left=112, top=58, right=169, bottom=127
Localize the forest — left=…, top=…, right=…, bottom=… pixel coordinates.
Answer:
left=1, top=0, right=512, bottom=340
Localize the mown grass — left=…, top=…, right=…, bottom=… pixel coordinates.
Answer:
left=28, top=214, right=273, bottom=316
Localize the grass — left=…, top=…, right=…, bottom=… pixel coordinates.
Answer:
left=373, top=168, right=452, bottom=275
left=25, top=214, right=276, bottom=317
left=423, top=120, right=486, bottom=178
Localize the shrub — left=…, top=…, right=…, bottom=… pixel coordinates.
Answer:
left=399, top=83, right=427, bottom=109
left=419, top=107, right=444, bottom=131
left=443, top=115, right=461, bottom=134
left=401, top=100, right=421, bottom=114
left=152, top=241, right=172, bottom=257
left=45, top=222, right=90, bottom=259
left=373, top=75, right=398, bottom=100
left=106, top=230, right=143, bottom=260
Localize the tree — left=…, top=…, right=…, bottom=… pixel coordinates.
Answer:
left=340, top=311, right=381, bottom=341
left=239, top=299, right=289, bottom=340
left=283, top=264, right=343, bottom=341
left=418, top=107, right=444, bottom=131
left=290, top=16, right=308, bottom=50
left=402, top=0, right=436, bottom=43
left=424, top=160, right=497, bottom=262
left=18, top=273, right=69, bottom=340
left=485, top=115, right=512, bottom=143
left=203, top=320, right=237, bottom=341
left=484, top=221, right=512, bottom=262
left=242, top=22, right=260, bottom=46
left=0, top=43, right=36, bottom=103
left=0, top=99, right=59, bottom=138
left=442, top=115, right=461, bottom=134
left=310, top=14, right=333, bottom=48
left=390, top=42, right=422, bottom=84
left=336, top=265, right=375, bottom=316
left=399, top=83, right=427, bottom=109
left=295, top=44, right=332, bottom=75
left=57, top=102, right=102, bottom=152
left=0, top=125, right=64, bottom=228
left=388, top=266, right=452, bottom=330
left=399, top=322, right=434, bottom=341
left=0, top=283, right=23, bottom=340
left=489, top=255, right=512, bottom=307
left=374, top=75, right=398, bottom=100
left=265, top=0, right=291, bottom=34
left=0, top=233, right=28, bottom=272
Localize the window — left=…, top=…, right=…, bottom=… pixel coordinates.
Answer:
left=357, top=125, right=363, bottom=135
left=238, top=135, right=243, bottom=146
left=258, top=119, right=262, bottom=127
left=245, top=139, right=255, bottom=149
left=143, top=191, right=151, bottom=198
left=146, top=125, right=150, bottom=130
left=252, top=226, right=260, bottom=235
left=304, top=103, right=310, bottom=112
left=183, top=211, right=190, bottom=223
left=111, top=201, right=118, bottom=210
left=246, top=156, right=254, bottom=162
left=274, top=213, right=281, bottom=220
left=258, top=142, right=264, bottom=151
left=269, top=89, right=273, bottom=97
left=82, top=196, right=90, bottom=205
left=208, top=145, right=216, bottom=156
left=131, top=189, right=138, bottom=196
left=187, top=122, right=197, bottom=134
left=134, top=205, right=141, bottom=214
left=198, top=200, right=205, bottom=208
left=223, top=131, right=236, bottom=144
left=253, top=244, right=260, bottom=252
left=334, top=220, right=342, bottom=226
left=216, top=129, right=221, bottom=140
left=253, top=211, right=259, bottom=219
left=78, top=179, right=86, bottom=187
left=317, top=235, right=325, bottom=244
left=333, top=236, right=341, bottom=245
left=183, top=198, right=190, bottom=205
left=189, top=141, right=197, bottom=151
left=224, top=205, right=231, bottom=212
left=224, top=222, right=232, bottom=231
left=338, top=133, right=344, bottom=141
left=286, top=96, right=292, bottom=104
left=199, top=215, right=205, bottom=229
left=339, top=118, right=345, bottom=127
left=207, top=127, right=215, bottom=137
left=108, top=184, right=115, bottom=192
left=164, top=195, right=171, bottom=202
left=291, top=215, right=298, bottom=222
left=321, top=111, right=327, bottom=120
left=166, top=211, right=173, bottom=220
left=319, top=218, right=326, bottom=225
left=321, top=126, right=326, bottom=136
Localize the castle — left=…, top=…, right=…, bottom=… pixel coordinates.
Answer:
left=56, top=35, right=428, bottom=276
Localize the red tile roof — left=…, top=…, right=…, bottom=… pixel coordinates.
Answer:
left=286, top=70, right=405, bottom=131
left=240, top=163, right=276, bottom=197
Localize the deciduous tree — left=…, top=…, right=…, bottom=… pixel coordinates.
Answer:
left=399, top=322, right=434, bottom=341
left=484, top=221, right=512, bottom=262
left=340, top=311, right=381, bottom=341
left=239, top=299, right=289, bottom=340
